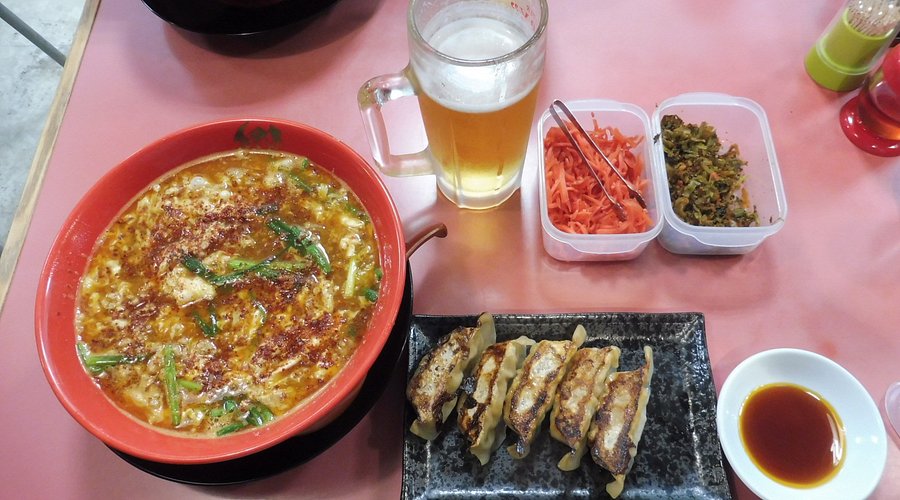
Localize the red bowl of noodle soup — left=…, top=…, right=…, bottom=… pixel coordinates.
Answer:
left=35, top=118, right=406, bottom=464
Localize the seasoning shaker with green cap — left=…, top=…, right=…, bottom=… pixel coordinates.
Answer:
left=805, top=0, right=900, bottom=91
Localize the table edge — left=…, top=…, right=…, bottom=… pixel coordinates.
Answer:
left=0, top=0, right=101, bottom=314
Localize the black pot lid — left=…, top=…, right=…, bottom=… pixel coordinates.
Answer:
left=141, top=0, right=341, bottom=36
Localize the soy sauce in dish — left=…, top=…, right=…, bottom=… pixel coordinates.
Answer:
left=739, top=383, right=845, bottom=488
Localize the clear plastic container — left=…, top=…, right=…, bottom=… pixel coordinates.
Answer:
left=650, top=93, right=787, bottom=255
left=537, top=99, right=664, bottom=261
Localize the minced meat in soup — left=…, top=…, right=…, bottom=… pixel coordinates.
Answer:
left=76, top=149, right=381, bottom=436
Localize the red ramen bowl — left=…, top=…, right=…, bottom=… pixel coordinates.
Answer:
left=35, top=119, right=406, bottom=464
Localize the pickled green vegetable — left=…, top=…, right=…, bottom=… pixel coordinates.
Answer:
left=661, top=115, right=759, bottom=227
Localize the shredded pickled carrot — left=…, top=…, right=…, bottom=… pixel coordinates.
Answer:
left=543, top=117, right=652, bottom=234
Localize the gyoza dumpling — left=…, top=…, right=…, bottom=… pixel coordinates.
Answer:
left=503, top=325, right=586, bottom=459
left=457, top=336, right=534, bottom=465
left=550, top=345, right=621, bottom=471
left=587, top=346, right=654, bottom=499
left=406, top=313, right=496, bottom=440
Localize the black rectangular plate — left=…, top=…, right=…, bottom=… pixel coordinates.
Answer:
left=402, top=312, right=731, bottom=500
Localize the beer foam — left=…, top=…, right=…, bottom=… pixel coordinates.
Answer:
left=429, top=17, right=526, bottom=60
left=415, top=3, right=540, bottom=113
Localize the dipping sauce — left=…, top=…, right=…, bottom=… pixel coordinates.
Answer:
left=739, top=383, right=845, bottom=487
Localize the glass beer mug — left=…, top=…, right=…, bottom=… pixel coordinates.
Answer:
left=358, top=0, right=548, bottom=209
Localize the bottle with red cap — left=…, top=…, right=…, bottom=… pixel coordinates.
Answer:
left=840, top=43, right=900, bottom=156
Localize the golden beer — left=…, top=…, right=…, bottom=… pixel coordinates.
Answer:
left=418, top=84, right=540, bottom=206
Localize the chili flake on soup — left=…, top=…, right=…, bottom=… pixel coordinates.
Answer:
left=75, top=149, right=381, bottom=436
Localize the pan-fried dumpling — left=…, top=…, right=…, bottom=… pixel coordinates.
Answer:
left=550, top=345, right=621, bottom=471
left=503, top=324, right=586, bottom=459
left=406, top=312, right=496, bottom=440
left=587, top=346, right=654, bottom=499
left=457, top=336, right=534, bottom=465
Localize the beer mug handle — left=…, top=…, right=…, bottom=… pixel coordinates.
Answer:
left=358, top=70, right=434, bottom=177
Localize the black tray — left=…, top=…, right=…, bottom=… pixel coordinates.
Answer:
left=402, top=313, right=731, bottom=500
left=111, top=263, right=413, bottom=485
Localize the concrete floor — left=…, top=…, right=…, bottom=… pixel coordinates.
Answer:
left=0, top=0, right=84, bottom=253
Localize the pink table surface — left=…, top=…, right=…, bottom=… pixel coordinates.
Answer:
left=1, top=0, right=898, bottom=498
